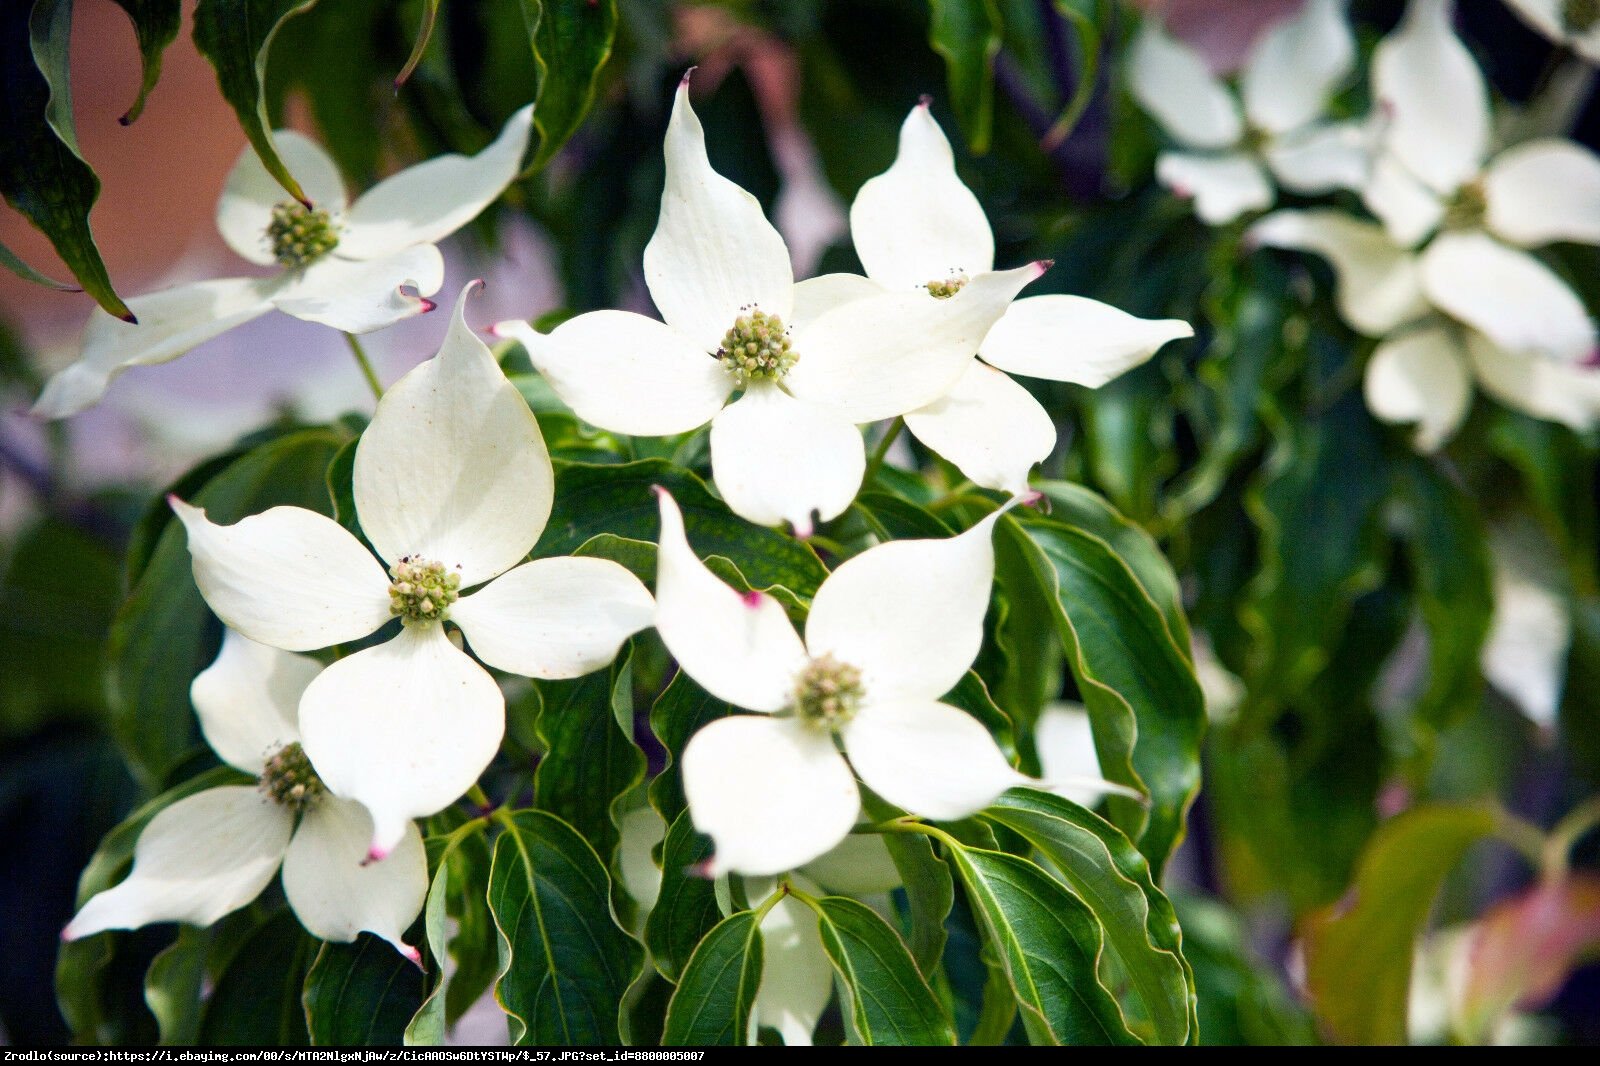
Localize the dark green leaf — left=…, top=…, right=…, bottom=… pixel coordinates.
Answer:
left=982, top=788, right=1195, bottom=1045
left=303, top=935, right=425, bottom=1045
left=660, top=910, right=763, bottom=1046
left=109, top=0, right=182, bottom=123
left=803, top=895, right=955, bottom=1045
left=643, top=810, right=719, bottom=984
left=0, top=0, right=131, bottom=318
left=142, top=926, right=207, bottom=1045
left=198, top=911, right=315, bottom=1044
left=487, top=810, right=642, bottom=1044
left=872, top=798, right=954, bottom=975
left=192, top=0, right=323, bottom=205
left=0, top=234, right=76, bottom=290
left=519, top=0, right=618, bottom=172
left=648, top=670, right=737, bottom=823
left=927, top=0, right=1001, bottom=153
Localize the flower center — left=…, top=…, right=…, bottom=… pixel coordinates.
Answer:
left=925, top=274, right=968, bottom=299
left=1443, top=180, right=1487, bottom=231
left=260, top=742, right=325, bottom=814
left=1565, top=0, right=1600, bottom=32
left=793, top=653, right=864, bottom=731
left=388, top=556, right=461, bottom=625
left=265, top=201, right=340, bottom=268
left=718, top=308, right=797, bottom=383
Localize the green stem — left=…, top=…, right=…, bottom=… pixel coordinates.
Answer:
left=1544, top=795, right=1600, bottom=878
left=751, top=882, right=790, bottom=923
left=1494, top=811, right=1550, bottom=871
left=345, top=332, right=383, bottom=400
left=864, top=417, right=906, bottom=486
left=884, top=816, right=961, bottom=851
left=467, top=784, right=493, bottom=811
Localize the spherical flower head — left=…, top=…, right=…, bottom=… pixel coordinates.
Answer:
left=388, top=556, right=462, bottom=625
left=266, top=201, right=341, bottom=268
left=793, top=653, right=864, bottom=731
left=925, top=274, right=969, bottom=300
left=260, top=741, right=326, bottom=814
left=718, top=308, right=797, bottom=384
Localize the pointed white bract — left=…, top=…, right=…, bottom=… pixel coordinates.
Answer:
left=844, top=103, right=1190, bottom=494
left=1500, top=0, right=1600, bottom=63
left=1035, top=703, right=1114, bottom=808
left=656, top=489, right=1031, bottom=876
left=498, top=78, right=1033, bottom=534
left=63, top=633, right=426, bottom=958
left=33, top=107, right=534, bottom=419
left=173, top=286, right=652, bottom=855
left=1129, top=1, right=1366, bottom=224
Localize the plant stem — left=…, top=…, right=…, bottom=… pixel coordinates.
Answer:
left=345, top=332, right=383, bottom=400
left=1544, top=795, right=1600, bottom=877
left=865, top=417, right=906, bottom=486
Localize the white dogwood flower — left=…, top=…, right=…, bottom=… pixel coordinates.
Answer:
left=495, top=75, right=1039, bottom=536
left=170, top=284, right=654, bottom=858
left=1361, top=0, right=1600, bottom=362
left=1499, top=0, right=1600, bottom=64
left=653, top=487, right=1032, bottom=876
left=63, top=631, right=427, bottom=958
left=33, top=107, right=534, bottom=419
left=1250, top=209, right=1600, bottom=449
left=1128, top=0, right=1368, bottom=225
left=841, top=102, right=1194, bottom=495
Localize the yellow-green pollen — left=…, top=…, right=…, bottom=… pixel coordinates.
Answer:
left=260, top=742, right=325, bottom=814
left=718, top=309, right=797, bottom=383
left=1564, top=0, right=1600, bottom=33
left=1443, top=180, right=1488, bottom=230
left=926, top=274, right=968, bottom=299
left=266, top=201, right=340, bottom=268
left=793, top=654, right=864, bottom=731
left=389, top=556, right=461, bottom=625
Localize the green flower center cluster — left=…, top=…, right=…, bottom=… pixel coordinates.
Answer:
left=266, top=201, right=340, bottom=268
left=1443, top=180, right=1488, bottom=231
left=260, top=742, right=325, bottom=814
left=718, top=309, right=797, bottom=383
left=1565, top=0, right=1600, bottom=33
left=389, top=556, right=462, bottom=625
left=793, top=653, right=865, bottom=731
left=926, top=274, right=968, bottom=299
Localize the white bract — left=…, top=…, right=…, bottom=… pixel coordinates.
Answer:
left=171, top=284, right=654, bottom=858
left=1128, top=0, right=1368, bottom=225
left=653, top=487, right=1033, bottom=876
left=1035, top=703, right=1121, bottom=808
left=33, top=107, right=534, bottom=419
left=63, top=631, right=427, bottom=958
left=1249, top=209, right=1600, bottom=450
left=844, top=103, right=1193, bottom=494
left=1499, top=0, right=1600, bottom=64
left=496, top=76, right=1039, bottom=536
left=1361, top=0, right=1600, bottom=362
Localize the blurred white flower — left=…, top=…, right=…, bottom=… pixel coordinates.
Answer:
left=498, top=76, right=1036, bottom=536
left=1499, top=0, right=1600, bottom=64
left=33, top=108, right=534, bottom=419
left=1128, top=0, right=1368, bottom=225
left=64, top=631, right=427, bottom=959
left=171, top=285, right=653, bottom=858
left=1481, top=518, right=1571, bottom=730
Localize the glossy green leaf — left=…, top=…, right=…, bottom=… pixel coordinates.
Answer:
left=660, top=909, right=763, bottom=1046
left=927, top=0, right=1001, bottom=153
left=996, top=515, right=1204, bottom=872
left=875, top=804, right=955, bottom=975
left=142, top=926, right=207, bottom=1045
left=0, top=0, right=131, bottom=319
left=982, top=788, right=1195, bottom=1045
left=109, top=0, right=182, bottom=123
left=1303, top=804, right=1501, bottom=1045
left=647, top=670, right=738, bottom=822
left=303, top=936, right=426, bottom=1045
left=519, top=0, right=618, bottom=172
left=198, top=911, right=315, bottom=1044
left=193, top=0, right=323, bottom=205
left=405, top=845, right=457, bottom=1045
left=944, top=839, right=1136, bottom=1045
left=487, top=810, right=642, bottom=1044
left=108, top=428, right=349, bottom=789
left=802, top=895, right=956, bottom=1045
left=642, top=810, right=719, bottom=984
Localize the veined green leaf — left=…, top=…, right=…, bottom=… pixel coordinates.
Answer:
left=642, top=810, right=720, bottom=984
left=487, top=810, right=642, bottom=1045
left=142, top=925, right=208, bottom=1045
left=109, top=0, right=182, bottom=123
left=518, top=0, right=618, bottom=172
left=647, top=671, right=738, bottom=823
left=303, top=936, right=425, bottom=1045
left=927, top=0, right=1001, bottom=153
left=874, top=802, right=954, bottom=974
left=660, top=909, right=764, bottom=1045
left=198, top=911, right=315, bottom=1044
left=801, top=895, right=956, bottom=1045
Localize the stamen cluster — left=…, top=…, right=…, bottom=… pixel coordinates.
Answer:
left=925, top=274, right=969, bottom=300
left=260, top=742, right=326, bottom=814
left=266, top=201, right=340, bottom=268
left=793, top=653, right=865, bottom=731
left=718, top=309, right=797, bottom=383
left=388, top=556, right=461, bottom=625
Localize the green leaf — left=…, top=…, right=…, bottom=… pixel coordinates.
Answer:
left=1303, top=804, right=1501, bottom=1045
left=982, top=788, right=1195, bottom=1045
left=996, top=515, right=1204, bottom=873
left=876, top=808, right=954, bottom=975
left=108, top=0, right=182, bottom=123
left=660, top=909, right=763, bottom=1045
left=944, top=839, right=1137, bottom=1045
left=541, top=459, right=826, bottom=597
left=142, top=923, right=207, bottom=1044
left=1174, top=893, right=1315, bottom=1046
left=802, top=895, right=956, bottom=1045
left=0, top=233, right=76, bottom=290
left=303, top=936, right=426, bottom=1045
left=647, top=670, right=737, bottom=823
left=927, top=0, right=1002, bottom=153
left=198, top=911, right=315, bottom=1044
left=532, top=643, right=643, bottom=872
left=108, top=428, right=349, bottom=788
left=519, top=0, right=618, bottom=172
left=405, top=847, right=456, bottom=1045
left=642, top=810, right=719, bottom=984
left=487, top=810, right=642, bottom=1044
left=0, top=0, right=131, bottom=318
left=192, top=0, right=323, bottom=205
